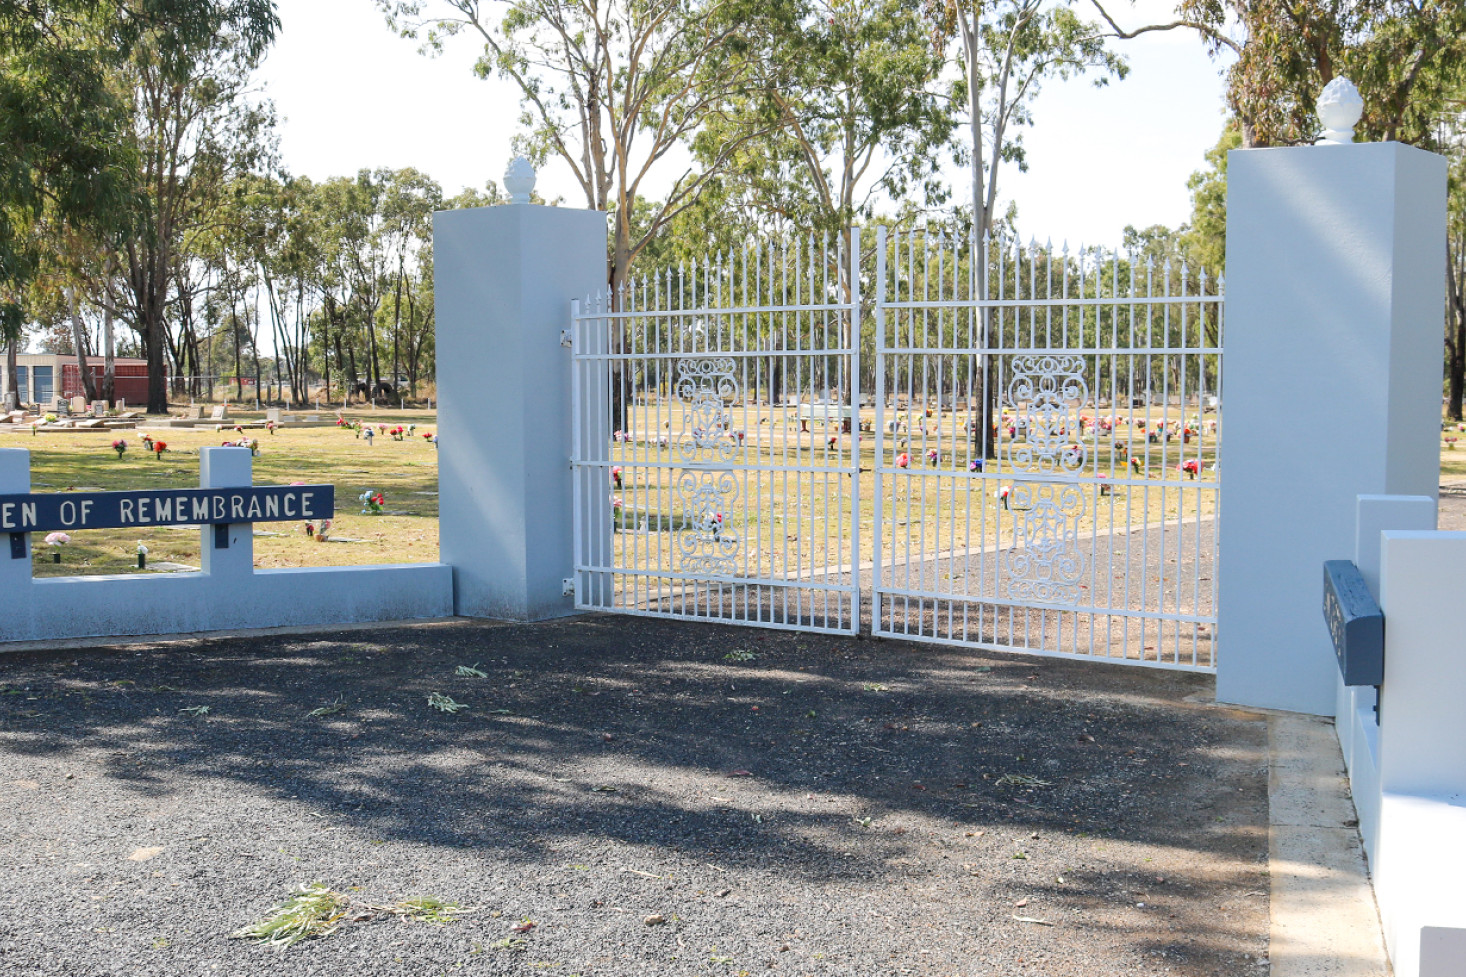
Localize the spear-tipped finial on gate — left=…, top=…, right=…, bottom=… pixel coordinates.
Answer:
left=1317, top=78, right=1363, bottom=145
left=504, top=156, right=537, bottom=204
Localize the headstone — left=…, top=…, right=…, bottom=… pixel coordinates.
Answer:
left=210, top=404, right=228, bottom=421
left=91, top=401, right=106, bottom=417
left=266, top=408, right=282, bottom=423
left=187, top=405, right=205, bottom=420
left=70, top=396, right=87, bottom=414
left=116, top=398, right=125, bottom=410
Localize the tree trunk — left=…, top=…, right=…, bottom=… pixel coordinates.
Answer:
left=67, top=294, right=98, bottom=402
left=4, top=341, right=17, bottom=411
left=102, top=301, right=115, bottom=406
left=1448, top=245, right=1465, bottom=421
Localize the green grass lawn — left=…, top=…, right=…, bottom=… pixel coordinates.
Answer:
left=12, top=409, right=439, bottom=577
left=9, top=406, right=1465, bottom=582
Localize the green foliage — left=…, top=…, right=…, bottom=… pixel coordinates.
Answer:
left=0, top=1, right=277, bottom=344
left=230, top=883, right=349, bottom=946
left=1180, top=123, right=1240, bottom=275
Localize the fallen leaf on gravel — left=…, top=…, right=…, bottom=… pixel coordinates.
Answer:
left=127, top=847, right=164, bottom=862
left=591, top=785, right=618, bottom=792
left=1078, top=734, right=1096, bottom=743
left=511, top=919, right=536, bottom=933
left=728, top=770, right=752, bottom=777
left=1013, top=916, right=1053, bottom=926
left=644, top=914, right=667, bottom=926
left=623, top=869, right=663, bottom=879
left=1014, top=897, right=1029, bottom=908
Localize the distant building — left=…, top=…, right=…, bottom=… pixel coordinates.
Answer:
left=1, top=354, right=155, bottom=407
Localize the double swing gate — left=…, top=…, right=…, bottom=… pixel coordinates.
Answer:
left=571, top=226, right=1223, bottom=671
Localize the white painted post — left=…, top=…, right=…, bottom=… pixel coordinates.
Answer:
left=198, top=446, right=254, bottom=580
left=0, top=448, right=32, bottom=588
left=1217, top=123, right=1447, bottom=714
left=434, top=159, right=606, bottom=620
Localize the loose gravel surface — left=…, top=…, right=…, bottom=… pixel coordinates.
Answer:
left=0, top=616, right=1269, bottom=977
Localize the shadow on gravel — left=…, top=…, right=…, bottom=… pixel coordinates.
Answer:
left=0, top=615, right=1271, bottom=976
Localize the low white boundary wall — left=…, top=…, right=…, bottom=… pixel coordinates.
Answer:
left=0, top=447, right=453, bottom=644
left=1339, top=496, right=1466, bottom=977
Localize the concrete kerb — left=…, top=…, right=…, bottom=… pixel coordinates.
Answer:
left=1269, top=712, right=1391, bottom=977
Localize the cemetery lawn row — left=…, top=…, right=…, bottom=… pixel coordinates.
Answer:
left=10, top=410, right=439, bottom=577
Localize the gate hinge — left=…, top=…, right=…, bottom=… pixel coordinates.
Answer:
left=562, top=577, right=576, bottom=597
left=560, top=329, right=572, bottom=347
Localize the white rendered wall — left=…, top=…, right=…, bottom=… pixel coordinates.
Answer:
left=1338, top=495, right=1436, bottom=861
left=0, top=447, right=452, bottom=644
left=1373, top=532, right=1466, bottom=977
left=1217, top=143, right=1446, bottom=714
left=434, top=203, right=606, bottom=620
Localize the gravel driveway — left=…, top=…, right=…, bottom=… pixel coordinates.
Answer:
left=0, top=616, right=1268, bottom=976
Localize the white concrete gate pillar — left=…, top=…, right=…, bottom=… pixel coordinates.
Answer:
left=434, top=161, right=607, bottom=620
left=1217, top=132, right=1446, bottom=713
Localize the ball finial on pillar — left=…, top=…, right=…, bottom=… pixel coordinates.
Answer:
left=505, top=156, right=537, bottom=204
left=1317, top=77, right=1363, bottom=145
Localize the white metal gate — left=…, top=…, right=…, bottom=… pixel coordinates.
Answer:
left=872, top=227, right=1222, bottom=670
left=570, top=225, right=1222, bottom=669
left=570, top=232, right=862, bottom=634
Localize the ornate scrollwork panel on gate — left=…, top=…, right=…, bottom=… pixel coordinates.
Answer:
left=1005, top=483, right=1086, bottom=604
left=1005, top=354, right=1088, bottom=475
left=676, top=357, right=739, bottom=464
left=677, top=470, right=740, bottom=576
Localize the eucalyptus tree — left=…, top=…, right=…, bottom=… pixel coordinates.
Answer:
left=379, top=169, right=441, bottom=393
left=379, top=0, right=765, bottom=293
left=1089, top=0, right=1466, bottom=147
left=0, top=0, right=275, bottom=405
left=101, top=21, right=278, bottom=412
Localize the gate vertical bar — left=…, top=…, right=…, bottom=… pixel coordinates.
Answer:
left=873, top=225, right=887, bottom=636
left=849, top=227, right=862, bottom=633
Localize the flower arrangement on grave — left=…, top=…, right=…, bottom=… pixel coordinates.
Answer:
left=315, top=519, right=332, bottom=542
left=969, top=459, right=983, bottom=473
left=927, top=448, right=939, bottom=465
left=421, top=430, right=434, bottom=442
left=611, top=495, right=623, bottom=511
left=895, top=452, right=910, bottom=469
left=1131, top=456, right=1143, bottom=474
left=389, top=426, right=406, bottom=441
left=828, top=435, right=838, bottom=449
left=997, top=486, right=1010, bottom=509
left=1098, top=473, right=1112, bottom=495
left=303, top=521, right=315, bottom=536
left=265, top=420, right=277, bottom=435
left=43, top=532, right=69, bottom=564
left=378, top=424, right=388, bottom=434
left=136, top=541, right=148, bottom=569
left=407, top=424, right=416, bottom=435
left=1180, top=459, right=1202, bottom=479
left=1447, top=437, right=1459, bottom=450
left=359, top=490, right=385, bottom=515
left=363, top=427, right=374, bottom=443
left=611, top=466, right=623, bottom=489
left=43, top=413, right=56, bottom=424
left=111, top=439, right=127, bottom=460
left=152, top=440, right=168, bottom=460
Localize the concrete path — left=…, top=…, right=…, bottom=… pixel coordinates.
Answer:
left=1269, top=713, right=1391, bottom=975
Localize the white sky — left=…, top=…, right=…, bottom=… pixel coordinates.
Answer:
left=256, top=0, right=1233, bottom=247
